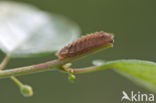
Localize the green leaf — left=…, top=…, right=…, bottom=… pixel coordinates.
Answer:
left=94, top=60, right=156, bottom=92
left=0, top=1, right=80, bottom=58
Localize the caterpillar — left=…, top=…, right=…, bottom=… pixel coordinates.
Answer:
left=56, top=31, right=114, bottom=59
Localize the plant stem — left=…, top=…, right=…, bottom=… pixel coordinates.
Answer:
left=65, top=62, right=114, bottom=74
left=0, top=57, right=116, bottom=78
left=0, top=44, right=113, bottom=78
left=0, top=55, right=25, bottom=87
left=10, top=76, right=23, bottom=87
left=0, top=46, right=98, bottom=78
left=0, top=55, right=10, bottom=70
left=0, top=58, right=72, bottom=78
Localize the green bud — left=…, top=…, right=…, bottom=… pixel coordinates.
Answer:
left=68, top=73, right=76, bottom=83
left=20, top=85, right=33, bottom=97
left=64, top=63, right=72, bottom=68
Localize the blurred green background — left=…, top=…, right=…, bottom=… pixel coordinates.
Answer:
left=0, top=0, right=156, bottom=103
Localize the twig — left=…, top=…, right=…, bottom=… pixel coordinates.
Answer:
left=0, top=55, right=10, bottom=70
left=0, top=57, right=115, bottom=78
left=0, top=44, right=114, bottom=78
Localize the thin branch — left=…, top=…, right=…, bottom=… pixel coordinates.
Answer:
left=0, top=45, right=114, bottom=78
left=0, top=59, right=58, bottom=78
left=10, top=76, right=23, bottom=87
left=0, top=57, right=115, bottom=78
left=63, top=66, right=102, bottom=74
left=0, top=55, right=25, bottom=87
left=0, top=57, right=76, bottom=78
left=70, top=61, right=116, bottom=74
left=61, top=61, right=115, bottom=74
left=0, top=55, right=10, bottom=70
left=0, top=47, right=100, bottom=78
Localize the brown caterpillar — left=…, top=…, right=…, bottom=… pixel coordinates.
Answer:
left=56, top=31, right=114, bottom=59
